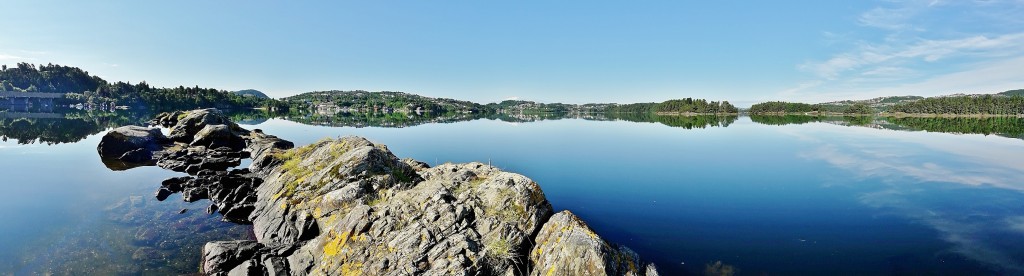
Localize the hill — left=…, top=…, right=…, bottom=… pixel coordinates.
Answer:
left=283, top=90, right=489, bottom=114
left=998, top=89, right=1024, bottom=97
left=818, top=96, right=924, bottom=112
left=233, top=89, right=269, bottom=99
left=0, top=63, right=280, bottom=111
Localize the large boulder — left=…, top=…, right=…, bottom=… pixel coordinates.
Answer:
left=97, top=126, right=168, bottom=164
left=168, top=108, right=239, bottom=143
left=191, top=124, right=246, bottom=151
left=201, top=240, right=263, bottom=275
left=530, top=211, right=659, bottom=276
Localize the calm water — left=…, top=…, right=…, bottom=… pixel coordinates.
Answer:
left=2, top=112, right=1024, bottom=275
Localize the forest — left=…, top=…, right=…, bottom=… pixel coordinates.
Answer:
left=748, top=101, right=820, bottom=114
left=887, top=95, right=1024, bottom=115
left=607, top=98, right=738, bottom=114
left=0, top=63, right=280, bottom=111
left=283, top=90, right=488, bottom=115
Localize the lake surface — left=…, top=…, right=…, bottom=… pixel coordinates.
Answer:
left=2, top=111, right=1024, bottom=275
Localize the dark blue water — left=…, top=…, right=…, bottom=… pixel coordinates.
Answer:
left=2, top=115, right=1024, bottom=275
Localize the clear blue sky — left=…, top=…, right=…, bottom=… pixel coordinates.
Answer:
left=1, top=1, right=1022, bottom=106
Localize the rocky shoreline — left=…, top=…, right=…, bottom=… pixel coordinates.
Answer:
left=98, top=109, right=659, bottom=276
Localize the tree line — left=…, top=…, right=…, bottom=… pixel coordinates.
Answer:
left=748, top=101, right=820, bottom=114
left=607, top=98, right=738, bottom=114
left=888, top=95, right=1024, bottom=115
left=1, top=63, right=281, bottom=112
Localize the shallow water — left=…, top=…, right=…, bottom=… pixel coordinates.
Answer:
left=2, top=113, right=1024, bottom=275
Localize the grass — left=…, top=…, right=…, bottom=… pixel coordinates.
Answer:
left=485, top=188, right=526, bottom=223
left=482, top=237, right=520, bottom=272
left=453, top=176, right=486, bottom=196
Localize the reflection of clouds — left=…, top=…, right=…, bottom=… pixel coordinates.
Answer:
left=859, top=189, right=1024, bottom=273
left=1007, top=217, right=1024, bottom=234
left=787, top=124, right=1024, bottom=273
left=808, top=145, right=1012, bottom=190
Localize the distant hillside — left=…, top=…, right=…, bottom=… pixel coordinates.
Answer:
left=283, top=90, right=488, bottom=114
left=233, top=89, right=269, bottom=99
left=818, top=96, right=924, bottom=112
left=0, top=63, right=280, bottom=111
left=998, top=89, right=1024, bottom=97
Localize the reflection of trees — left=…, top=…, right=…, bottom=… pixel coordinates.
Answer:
left=0, top=109, right=147, bottom=144
left=606, top=113, right=738, bottom=129
left=750, top=115, right=825, bottom=125
left=750, top=115, right=1024, bottom=140
left=278, top=110, right=739, bottom=130
left=880, top=117, right=1024, bottom=139
left=283, top=111, right=484, bottom=128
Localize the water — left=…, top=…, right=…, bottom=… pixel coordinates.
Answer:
left=2, top=111, right=1024, bottom=275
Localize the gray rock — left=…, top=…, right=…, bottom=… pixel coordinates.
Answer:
left=529, top=211, right=658, bottom=276
left=167, top=108, right=238, bottom=143
left=192, top=124, right=246, bottom=151
left=202, top=240, right=263, bottom=275
left=97, top=126, right=167, bottom=163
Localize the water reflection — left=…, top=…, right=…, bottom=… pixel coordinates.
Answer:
left=789, top=124, right=1024, bottom=274
left=4, top=110, right=1024, bottom=274
left=279, top=109, right=739, bottom=130
left=0, top=110, right=145, bottom=144
left=752, top=115, right=1024, bottom=140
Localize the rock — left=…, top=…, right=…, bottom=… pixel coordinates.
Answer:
left=202, top=240, right=263, bottom=275
left=97, top=126, right=168, bottom=164
left=192, top=124, right=246, bottom=151
left=530, top=211, right=658, bottom=276
left=155, top=187, right=173, bottom=201
left=167, top=108, right=239, bottom=143
left=150, top=110, right=186, bottom=128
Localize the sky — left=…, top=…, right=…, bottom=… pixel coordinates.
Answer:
left=1, top=1, right=1022, bottom=107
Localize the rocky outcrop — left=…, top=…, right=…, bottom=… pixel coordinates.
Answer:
left=101, top=109, right=659, bottom=275
left=98, top=108, right=292, bottom=173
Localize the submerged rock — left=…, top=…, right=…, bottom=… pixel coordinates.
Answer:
left=101, top=109, right=659, bottom=275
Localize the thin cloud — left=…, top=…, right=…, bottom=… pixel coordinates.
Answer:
left=0, top=53, right=27, bottom=60
left=784, top=0, right=1024, bottom=102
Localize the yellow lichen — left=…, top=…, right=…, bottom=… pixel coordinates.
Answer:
left=340, top=262, right=363, bottom=276
left=324, top=231, right=351, bottom=257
